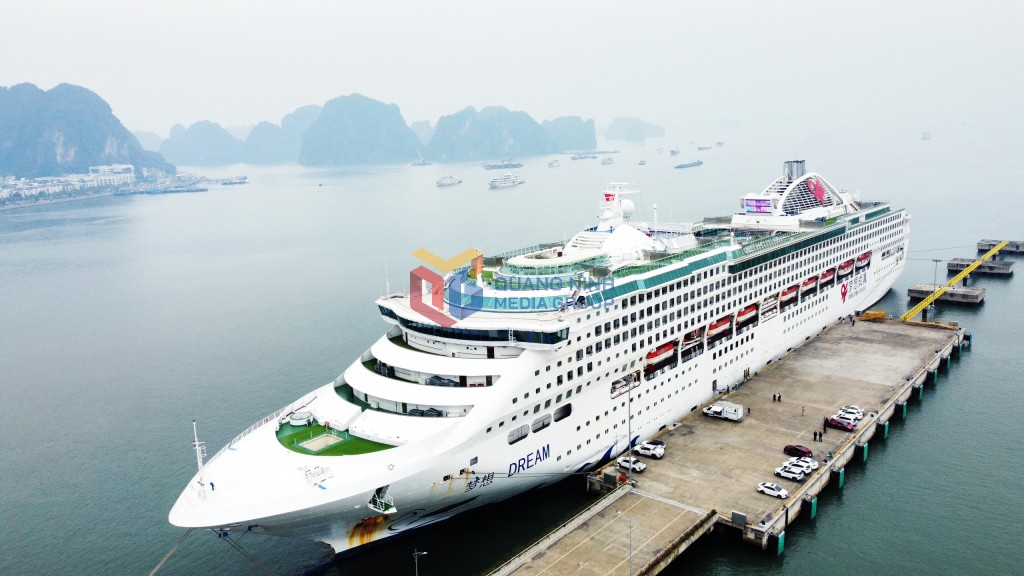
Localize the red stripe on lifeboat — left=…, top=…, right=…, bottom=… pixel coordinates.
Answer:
left=781, top=286, right=798, bottom=301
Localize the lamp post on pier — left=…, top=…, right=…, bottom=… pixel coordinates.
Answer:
left=412, top=549, right=427, bottom=576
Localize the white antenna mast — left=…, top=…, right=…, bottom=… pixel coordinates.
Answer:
left=192, top=419, right=207, bottom=484
left=385, top=254, right=390, bottom=294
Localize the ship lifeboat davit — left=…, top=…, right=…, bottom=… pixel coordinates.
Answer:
left=801, top=276, right=818, bottom=292
left=707, top=316, right=731, bottom=338
left=780, top=286, right=798, bottom=302
left=837, top=259, right=855, bottom=276
left=856, top=251, right=871, bottom=267
left=645, top=342, right=676, bottom=365
left=819, top=268, right=835, bottom=284
left=736, top=305, right=757, bottom=324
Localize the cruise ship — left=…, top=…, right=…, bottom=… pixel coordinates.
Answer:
left=169, top=160, right=908, bottom=555
left=488, top=173, right=524, bottom=189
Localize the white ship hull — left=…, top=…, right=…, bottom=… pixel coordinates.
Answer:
left=170, top=162, right=909, bottom=555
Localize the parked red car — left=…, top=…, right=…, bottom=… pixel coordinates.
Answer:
left=784, top=444, right=813, bottom=458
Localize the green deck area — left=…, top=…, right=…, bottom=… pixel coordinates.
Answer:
left=277, top=422, right=393, bottom=456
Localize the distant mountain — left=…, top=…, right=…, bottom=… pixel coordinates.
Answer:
left=426, top=106, right=558, bottom=162
left=244, top=105, right=320, bottom=164
left=299, top=94, right=420, bottom=165
left=159, top=121, right=245, bottom=166
left=0, top=83, right=175, bottom=178
left=225, top=125, right=254, bottom=141
left=542, top=116, right=596, bottom=151
left=605, top=117, right=665, bottom=141
left=133, top=130, right=163, bottom=152
left=410, top=121, right=434, bottom=146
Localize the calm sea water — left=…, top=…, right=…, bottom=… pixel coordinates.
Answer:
left=2, top=132, right=1023, bottom=576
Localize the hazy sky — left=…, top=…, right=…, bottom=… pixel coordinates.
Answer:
left=2, top=1, right=1021, bottom=139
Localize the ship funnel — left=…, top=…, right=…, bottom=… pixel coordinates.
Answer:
left=784, top=160, right=806, bottom=181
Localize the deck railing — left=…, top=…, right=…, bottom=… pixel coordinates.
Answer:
left=208, top=391, right=319, bottom=464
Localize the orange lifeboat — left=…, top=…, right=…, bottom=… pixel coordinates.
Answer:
left=819, top=268, right=835, bottom=284
left=707, top=316, right=731, bottom=337
left=856, top=251, right=871, bottom=267
left=801, top=276, right=819, bottom=292
left=736, top=305, right=757, bottom=324
left=645, top=342, right=676, bottom=364
left=837, top=259, right=855, bottom=276
left=780, top=285, right=798, bottom=302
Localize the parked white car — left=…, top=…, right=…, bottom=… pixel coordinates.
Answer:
left=782, top=459, right=813, bottom=474
left=634, top=442, right=666, bottom=459
left=836, top=408, right=864, bottom=421
left=757, top=482, right=789, bottom=499
left=786, top=456, right=819, bottom=470
left=774, top=466, right=805, bottom=481
left=617, top=456, right=647, bottom=473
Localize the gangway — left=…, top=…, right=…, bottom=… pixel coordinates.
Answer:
left=900, top=240, right=1008, bottom=322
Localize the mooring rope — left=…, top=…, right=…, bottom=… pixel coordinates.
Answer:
left=148, top=527, right=195, bottom=576
left=217, top=530, right=277, bottom=576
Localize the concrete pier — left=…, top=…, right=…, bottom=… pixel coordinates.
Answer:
left=947, top=258, right=1014, bottom=276
left=490, top=320, right=966, bottom=576
left=908, top=283, right=985, bottom=304
left=978, top=239, right=1024, bottom=254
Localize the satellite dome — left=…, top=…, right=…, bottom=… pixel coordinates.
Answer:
left=621, top=198, right=636, bottom=217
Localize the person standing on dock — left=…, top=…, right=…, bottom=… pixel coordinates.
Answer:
left=802, top=406, right=805, bottom=415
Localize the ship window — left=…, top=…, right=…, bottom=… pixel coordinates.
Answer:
left=507, top=424, right=529, bottom=445
left=470, top=457, right=478, bottom=465
left=545, top=399, right=551, bottom=408
left=534, top=405, right=541, bottom=413
left=532, top=414, right=551, bottom=432
left=513, top=398, right=518, bottom=404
